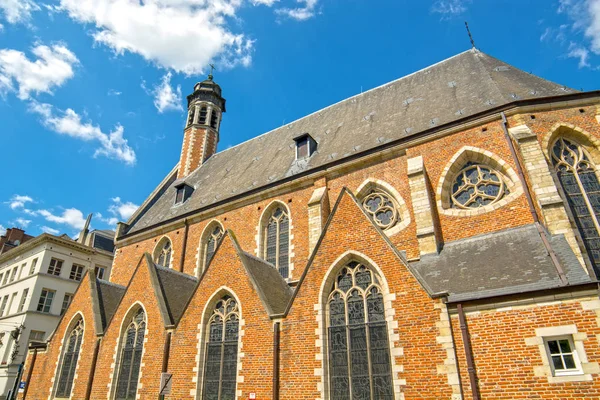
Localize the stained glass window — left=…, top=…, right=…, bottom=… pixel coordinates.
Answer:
left=451, top=162, right=508, bottom=209
left=361, top=191, right=400, bottom=230
left=552, top=137, right=600, bottom=277
left=204, top=225, right=224, bottom=271
left=155, top=239, right=172, bottom=268
left=115, top=309, right=146, bottom=400
left=327, top=262, right=393, bottom=400
left=55, top=319, right=84, bottom=398
left=264, top=207, right=290, bottom=278
left=202, top=295, right=239, bottom=400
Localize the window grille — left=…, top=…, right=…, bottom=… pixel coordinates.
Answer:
left=37, top=289, right=55, bottom=313
left=552, top=137, right=600, bottom=276
left=361, top=190, right=400, bottom=230
left=155, top=239, right=172, bottom=268
left=70, top=264, right=85, bottom=281
left=204, top=225, right=224, bottom=270
left=115, top=309, right=146, bottom=400
left=451, top=162, right=508, bottom=209
left=327, top=262, right=394, bottom=399
left=202, top=295, right=239, bottom=400
left=55, top=320, right=83, bottom=398
left=264, top=207, right=290, bottom=278
left=48, top=258, right=63, bottom=276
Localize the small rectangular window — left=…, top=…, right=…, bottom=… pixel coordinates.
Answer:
left=69, top=264, right=85, bottom=281
left=199, top=107, right=208, bottom=125
left=60, top=293, right=73, bottom=316
left=29, top=258, right=38, bottom=275
left=0, top=273, right=4, bottom=286
left=28, top=330, right=46, bottom=346
left=18, top=263, right=26, bottom=280
left=297, top=138, right=309, bottom=158
left=48, top=258, right=63, bottom=276
left=1, top=273, right=7, bottom=285
left=37, top=289, right=55, bottom=313
left=17, top=289, right=29, bottom=313
left=7, top=292, right=17, bottom=316
left=0, top=295, right=8, bottom=316
left=176, top=187, right=185, bottom=204
left=545, top=336, right=583, bottom=376
left=95, top=266, right=106, bottom=280
left=9, top=267, right=18, bottom=282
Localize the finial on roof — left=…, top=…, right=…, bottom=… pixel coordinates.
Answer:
left=465, top=21, right=476, bottom=49
left=208, top=64, right=216, bottom=81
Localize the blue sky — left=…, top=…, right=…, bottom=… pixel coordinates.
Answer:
left=0, top=0, right=599, bottom=238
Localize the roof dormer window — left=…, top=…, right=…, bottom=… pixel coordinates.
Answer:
left=294, top=133, right=317, bottom=160
left=174, top=183, right=194, bottom=205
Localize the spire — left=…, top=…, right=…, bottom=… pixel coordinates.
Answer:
left=78, top=213, right=93, bottom=244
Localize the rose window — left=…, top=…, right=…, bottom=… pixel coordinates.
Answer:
left=361, top=191, right=399, bottom=230
left=451, top=163, right=508, bottom=209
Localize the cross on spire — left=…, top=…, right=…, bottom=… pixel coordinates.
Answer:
left=208, top=64, right=216, bottom=80
left=465, top=22, right=476, bottom=49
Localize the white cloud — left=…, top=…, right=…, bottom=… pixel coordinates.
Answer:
left=0, top=224, right=6, bottom=236
left=253, top=0, right=279, bottom=5
left=147, top=72, right=183, bottom=113
left=30, top=102, right=137, bottom=165
left=276, top=0, right=318, bottom=21
left=0, top=0, right=40, bottom=24
left=40, top=225, right=60, bottom=235
left=8, top=194, right=34, bottom=210
left=109, top=197, right=139, bottom=221
left=431, top=0, right=470, bottom=16
left=13, top=218, right=31, bottom=228
left=38, top=208, right=87, bottom=230
left=556, top=0, right=600, bottom=67
left=568, top=42, right=591, bottom=67
left=56, top=0, right=257, bottom=74
left=587, top=0, right=600, bottom=53
left=108, top=89, right=121, bottom=96
left=0, top=43, right=79, bottom=100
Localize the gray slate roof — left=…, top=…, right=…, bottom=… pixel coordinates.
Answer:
left=96, top=279, right=126, bottom=331
left=411, top=224, right=593, bottom=302
left=154, top=264, right=199, bottom=324
left=126, top=49, right=576, bottom=234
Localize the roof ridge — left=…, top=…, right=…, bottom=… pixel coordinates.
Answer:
left=155, top=263, right=199, bottom=282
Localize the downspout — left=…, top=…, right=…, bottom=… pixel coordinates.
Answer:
left=159, top=332, right=172, bottom=400
left=84, top=338, right=102, bottom=400
left=456, top=304, right=480, bottom=400
left=22, top=348, right=37, bottom=399
left=179, top=219, right=189, bottom=273
left=500, top=112, right=568, bottom=285
left=273, top=322, right=280, bottom=400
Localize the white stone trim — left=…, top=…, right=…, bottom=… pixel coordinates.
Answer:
left=541, top=123, right=600, bottom=168
left=433, top=302, right=462, bottom=399
left=315, top=250, right=404, bottom=400
left=49, top=312, right=86, bottom=400
left=193, top=287, right=244, bottom=399
left=195, top=219, right=225, bottom=277
left=436, top=146, right=524, bottom=217
left=255, top=200, right=295, bottom=280
left=355, top=179, right=411, bottom=237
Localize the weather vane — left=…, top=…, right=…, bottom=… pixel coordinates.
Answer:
left=208, top=64, right=216, bottom=80
left=465, top=22, right=476, bottom=49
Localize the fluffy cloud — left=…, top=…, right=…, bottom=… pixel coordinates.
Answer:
left=13, top=218, right=31, bottom=228
left=567, top=43, right=591, bottom=67
left=0, top=224, right=5, bottom=236
left=8, top=194, right=34, bottom=210
left=556, top=0, right=600, bottom=66
left=40, top=225, right=60, bottom=235
left=431, top=0, right=471, bottom=16
left=0, top=0, right=40, bottom=24
left=30, top=102, right=137, bottom=165
left=146, top=72, right=183, bottom=113
left=276, top=0, right=318, bottom=21
left=0, top=43, right=79, bottom=99
left=56, top=0, right=256, bottom=74
left=109, top=197, right=139, bottom=221
left=38, top=208, right=87, bottom=230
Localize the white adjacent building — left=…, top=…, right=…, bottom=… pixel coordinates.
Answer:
left=0, top=223, right=114, bottom=399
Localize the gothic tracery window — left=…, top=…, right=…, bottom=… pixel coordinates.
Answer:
left=327, top=262, right=394, bottom=400
left=203, top=225, right=224, bottom=271
left=264, top=206, right=290, bottom=278
left=552, top=137, right=600, bottom=275
left=202, top=295, right=240, bottom=400
left=115, top=308, right=146, bottom=400
left=55, top=319, right=84, bottom=398
left=361, top=190, right=400, bottom=230
left=155, top=238, right=172, bottom=268
left=451, top=162, right=509, bottom=209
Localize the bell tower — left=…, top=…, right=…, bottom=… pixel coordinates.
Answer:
left=178, top=70, right=226, bottom=179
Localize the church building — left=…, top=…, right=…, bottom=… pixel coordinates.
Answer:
left=19, top=48, right=600, bottom=399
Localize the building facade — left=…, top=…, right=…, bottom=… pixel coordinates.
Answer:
left=20, top=49, right=600, bottom=399
left=0, top=227, right=114, bottom=399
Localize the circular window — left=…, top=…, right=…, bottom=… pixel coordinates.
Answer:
left=451, top=163, right=508, bottom=209
left=361, top=191, right=399, bottom=230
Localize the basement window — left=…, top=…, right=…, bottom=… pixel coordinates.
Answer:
left=175, top=183, right=194, bottom=205
left=294, top=133, right=317, bottom=160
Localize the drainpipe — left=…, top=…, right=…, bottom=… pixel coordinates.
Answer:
left=456, top=304, right=480, bottom=400
left=273, top=322, right=280, bottom=400
left=179, top=219, right=189, bottom=273
left=22, top=348, right=37, bottom=399
left=84, top=338, right=102, bottom=400
left=159, top=332, right=172, bottom=400
left=500, top=112, right=568, bottom=285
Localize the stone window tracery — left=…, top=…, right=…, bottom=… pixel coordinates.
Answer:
left=55, top=319, right=84, bottom=398
left=115, top=308, right=146, bottom=400
left=264, top=207, right=290, bottom=278
left=361, top=190, right=400, bottom=230
left=326, top=262, right=394, bottom=400
left=451, top=162, right=509, bottom=209
left=155, top=238, right=172, bottom=268
left=202, top=295, right=239, bottom=400
left=203, top=225, right=224, bottom=271
left=551, top=137, right=600, bottom=275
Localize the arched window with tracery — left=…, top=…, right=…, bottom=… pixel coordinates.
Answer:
left=361, top=190, right=400, bottom=231
left=154, top=238, right=172, bottom=268
left=552, top=137, right=600, bottom=275
left=327, top=261, right=393, bottom=400
left=451, top=162, right=509, bottom=209
left=263, top=206, right=290, bottom=278
left=55, top=318, right=84, bottom=398
left=203, top=224, right=224, bottom=271
left=202, top=295, right=240, bottom=400
left=115, top=308, right=146, bottom=400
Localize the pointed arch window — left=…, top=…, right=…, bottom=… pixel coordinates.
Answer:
left=203, top=225, right=224, bottom=271
left=115, top=308, right=146, bottom=400
left=264, top=207, right=289, bottom=278
left=451, top=162, right=509, bottom=209
left=55, top=319, right=84, bottom=398
left=327, top=262, right=393, bottom=400
left=552, top=137, right=600, bottom=275
left=202, top=295, right=239, bottom=400
left=155, top=238, right=172, bottom=268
